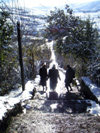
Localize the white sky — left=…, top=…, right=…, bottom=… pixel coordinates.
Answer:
left=5, top=0, right=94, bottom=9
left=2, top=0, right=95, bottom=15
left=24, top=0, right=94, bottom=6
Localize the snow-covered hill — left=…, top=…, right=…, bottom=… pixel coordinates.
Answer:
left=11, top=7, right=45, bottom=34
left=69, top=1, right=100, bottom=32
left=74, top=11, right=100, bottom=31
left=72, top=0, right=100, bottom=12
left=2, top=6, right=46, bottom=45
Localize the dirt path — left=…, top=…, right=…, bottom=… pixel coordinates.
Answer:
left=8, top=86, right=100, bottom=133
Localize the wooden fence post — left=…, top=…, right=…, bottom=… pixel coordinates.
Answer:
left=17, top=21, right=25, bottom=91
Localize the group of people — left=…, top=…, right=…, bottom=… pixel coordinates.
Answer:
left=39, top=63, right=75, bottom=92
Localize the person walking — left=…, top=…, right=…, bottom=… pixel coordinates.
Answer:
left=65, top=65, right=75, bottom=92
left=48, top=65, right=60, bottom=90
left=39, top=63, right=48, bottom=91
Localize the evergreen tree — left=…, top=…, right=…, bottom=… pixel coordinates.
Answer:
left=0, top=9, right=18, bottom=95
left=44, top=5, right=99, bottom=80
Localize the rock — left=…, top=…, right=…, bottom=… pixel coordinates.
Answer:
left=80, top=79, right=98, bottom=103
left=0, top=102, right=22, bottom=133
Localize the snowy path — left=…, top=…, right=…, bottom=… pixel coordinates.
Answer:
left=7, top=41, right=100, bottom=132
left=0, top=41, right=100, bottom=132
left=8, top=85, right=100, bottom=133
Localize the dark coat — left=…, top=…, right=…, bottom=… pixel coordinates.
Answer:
left=39, top=66, right=48, bottom=86
left=65, top=67, right=75, bottom=86
left=49, top=67, right=60, bottom=90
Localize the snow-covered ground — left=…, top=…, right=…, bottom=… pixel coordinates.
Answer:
left=0, top=76, right=39, bottom=121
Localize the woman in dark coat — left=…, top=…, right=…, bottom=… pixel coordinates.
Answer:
left=39, top=63, right=48, bottom=91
